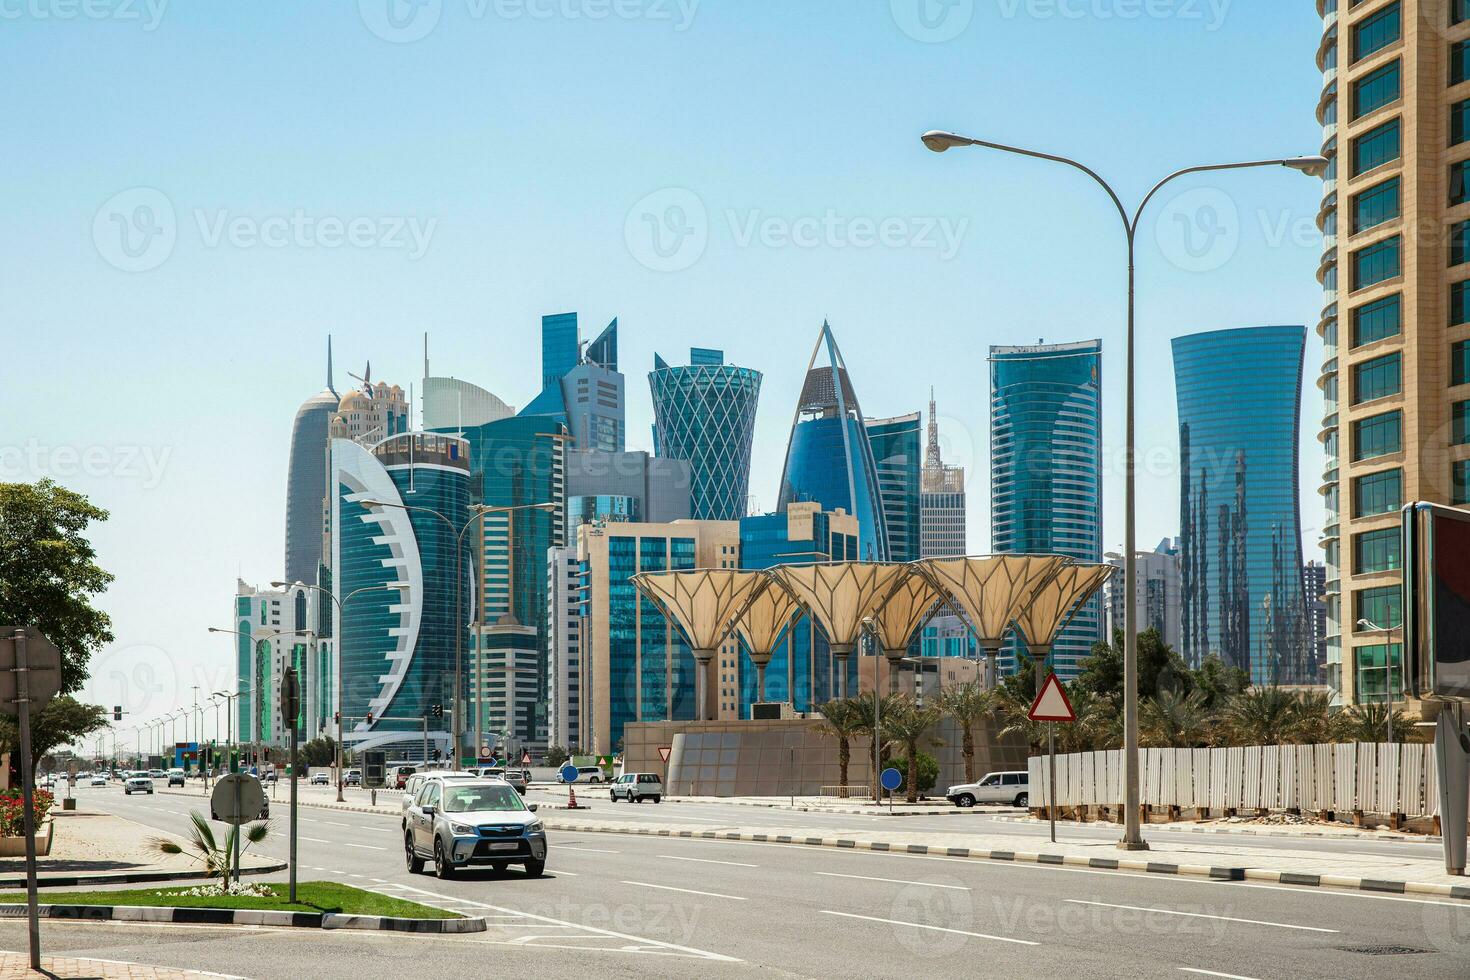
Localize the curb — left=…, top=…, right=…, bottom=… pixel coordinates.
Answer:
left=544, top=821, right=1470, bottom=902
left=989, top=814, right=1443, bottom=844
left=0, top=903, right=484, bottom=933
left=666, top=798, right=1017, bottom=818
left=0, top=862, right=288, bottom=890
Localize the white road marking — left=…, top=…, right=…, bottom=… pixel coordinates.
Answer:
left=620, top=880, right=748, bottom=901
left=556, top=846, right=620, bottom=854
left=1064, top=899, right=1338, bottom=934
left=298, top=837, right=333, bottom=844
left=1180, top=970, right=1266, bottom=980
left=658, top=855, right=758, bottom=868
left=340, top=843, right=386, bottom=851
left=820, top=911, right=1038, bottom=946
left=815, top=871, right=969, bottom=891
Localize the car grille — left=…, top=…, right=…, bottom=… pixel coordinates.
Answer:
left=476, top=825, right=523, bottom=839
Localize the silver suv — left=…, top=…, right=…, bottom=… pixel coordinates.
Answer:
left=609, top=772, right=663, bottom=803
left=404, top=777, right=547, bottom=878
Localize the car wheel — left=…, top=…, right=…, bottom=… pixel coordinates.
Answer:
left=524, top=858, right=545, bottom=876
left=652, top=795, right=661, bottom=803
left=610, top=792, right=617, bottom=802
left=955, top=793, right=975, bottom=808
left=433, top=839, right=454, bottom=879
left=405, top=832, right=424, bottom=874
left=1014, top=793, right=1028, bottom=808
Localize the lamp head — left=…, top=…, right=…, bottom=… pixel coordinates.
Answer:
left=1282, top=155, right=1330, bottom=178
left=921, top=130, right=973, bottom=153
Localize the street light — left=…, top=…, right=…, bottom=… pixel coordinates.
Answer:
left=1356, top=619, right=1404, bottom=743
left=922, top=129, right=1325, bottom=850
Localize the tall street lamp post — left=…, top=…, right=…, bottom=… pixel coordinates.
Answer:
left=920, top=129, right=1327, bottom=849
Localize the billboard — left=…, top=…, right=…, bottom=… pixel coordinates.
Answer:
left=1404, top=503, right=1470, bottom=702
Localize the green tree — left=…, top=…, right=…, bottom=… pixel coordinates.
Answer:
left=1140, top=689, right=1213, bottom=748
left=889, top=752, right=940, bottom=796
left=1190, top=654, right=1250, bottom=711
left=543, top=744, right=570, bottom=769
left=1290, top=690, right=1344, bottom=744
left=1076, top=628, right=1191, bottom=706
left=1221, top=686, right=1303, bottom=745
left=299, top=736, right=336, bottom=769
left=1341, top=702, right=1416, bottom=743
left=815, top=698, right=865, bottom=798
left=0, top=696, right=108, bottom=768
left=879, top=696, right=943, bottom=803
left=936, top=680, right=991, bottom=784
left=150, top=812, right=270, bottom=893
left=0, top=481, right=115, bottom=694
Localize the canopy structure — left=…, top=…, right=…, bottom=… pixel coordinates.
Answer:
left=918, top=555, right=1068, bottom=688
left=631, top=568, right=768, bottom=721
left=768, top=562, right=910, bottom=697
left=730, top=578, right=801, bottom=704
left=1013, top=562, right=1115, bottom=692
left=868, top=569, right=944, bottom=694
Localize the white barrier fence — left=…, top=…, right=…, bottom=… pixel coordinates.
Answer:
left=1028, top=743, right=1442, bottom=817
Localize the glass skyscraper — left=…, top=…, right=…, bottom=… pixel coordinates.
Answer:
left=649, top=348, right=762, bottom=521
left=1173, top=325, right=1309, bottom=685
left=778, top=323, right=889, bottom=561
left=865, top=412, right=923, bottom=563
left=523, top=314, right=624, bottom=454
left=284, top=339, right=338, bottom=586
left=990, top=340, right=1104, bottom=679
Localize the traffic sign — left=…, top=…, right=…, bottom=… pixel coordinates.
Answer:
left=597, top=754, right=614, bottom=767
left=210, top=773, right=268, bottom=825
left=520, top=750, right=531, bottom=766
left=280, top=667, right=300, bottom=723
left=880, top=767, right=903, bottom=792
left=0, top=629, right=62, bottom=716
left=657, top=746, right=672, bottom=764
left=1028, top=674, right=1075, bottom=723
left=559, top=764, right=580, bottom=784
left=478, top=745, right=492, bottom=759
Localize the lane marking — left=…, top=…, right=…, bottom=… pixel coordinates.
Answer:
left=340, top=843, right=386, bottom=851
left=620, top=880, right=747, bottom=901
left=658, top=855, right=758, bottom=868
left=819, top=911, right=1038, bottom=946
left=556, top=846, right=620, bottom=854
left=815, top=871, right=969, bottom=891
left=298, top=837, right=333, bottom=844
left=1180, top=970, right=1266, bottom=980
left=1064, top=900, right=1338, bottom=934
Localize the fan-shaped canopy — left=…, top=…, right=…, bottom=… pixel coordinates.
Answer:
left=871, top=569, right=943, bottom=657
left=631, top=568, right=766, bottom=657
left=768, top=561, right=910, bottom=654
left=732, top=579, right=801, bottom=666
left=1013, top=562, right=1114, bottom=652
left=918, top=555, right=1068, bottom=645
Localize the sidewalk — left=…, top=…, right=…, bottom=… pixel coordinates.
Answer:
left=0, top=950, right=243, bottom=978
left=987, top=812, right=1442, bottom=842
left=665, top=794, right=1022, bottom=817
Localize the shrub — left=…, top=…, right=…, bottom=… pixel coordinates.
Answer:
left=888, top=753, right=939, bottom=796
left=0, top=789, right=53, bottom=837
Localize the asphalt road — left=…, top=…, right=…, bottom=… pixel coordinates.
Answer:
left=3, top=784, right=1466, bottom=979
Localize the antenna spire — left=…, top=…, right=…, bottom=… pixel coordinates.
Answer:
left=327, top=335, right=337, bottom=395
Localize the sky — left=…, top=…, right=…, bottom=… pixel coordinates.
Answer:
left=0, top=2, right=1329, bottom=746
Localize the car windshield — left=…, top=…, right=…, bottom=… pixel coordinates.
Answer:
left=442, top=784, right=526, bottom=813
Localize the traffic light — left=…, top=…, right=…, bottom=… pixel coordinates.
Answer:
left=365, top=711, right=374, bottom=725
left=334, top=711, right=340, bottom=725
left=430, top=703, right=443, bottom=719
left=112, top=706, right=122, bottom=721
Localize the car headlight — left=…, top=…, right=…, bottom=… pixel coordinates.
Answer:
left=450, top=823, right=476, bottom=835
left=526, top=820, right=544, bottom=834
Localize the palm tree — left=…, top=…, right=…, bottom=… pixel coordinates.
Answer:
left=149, top=811, right=270, bottom=892
left=1140, top=689, right=1212, bottom=748
left=815, top=698, right=865, bottom=798
left=1220, top=686, right=1302, bottom=745
left=936, top=680, right=990, bottom=784
left=878, top=695, right=943, bottom=803
left=992, top=683, right=1044, bottom=754
left=1290, top=690, right=1344, bottom=744
left=1341, top=701, right=1415, bottom=743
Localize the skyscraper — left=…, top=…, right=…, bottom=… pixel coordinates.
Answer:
left=1174, top=326, right=1308, bottom=685
left=523, top=314, right=625, bottom=453
left=990, top=341, right=1104, bottom=679
left=865, top=412, right=922, bottom=563
left=284, top=339, right=338, bottom=586
left=1303, top=560, right=1328, bottom=687
left=920, top=390, right=967, bottom=557
left=649, top=347, right=762, bottom=520
left=1103, top=540, right=1183, bottom=654
left=778, top=323, right=889, bottom=561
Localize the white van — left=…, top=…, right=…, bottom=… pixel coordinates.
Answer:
left=946, top=771, right=1029, bottom=808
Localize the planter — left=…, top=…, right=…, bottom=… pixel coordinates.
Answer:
left=0, top=821, right=52, bottom=857
left=62, top=799, right=75, bottom=811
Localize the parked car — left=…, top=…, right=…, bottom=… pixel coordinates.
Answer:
left=344, top=769, right=363, bottom=787
left=557, top=765, right=604, bottom=784
left=609, top=772, right=662, bottom=803
left=946, top=771, right=1029, bottom=808
left=404, top=777, right=546, bottom=878
left=124, top=775, right=154, bottom=795
left=167, top=768, right=185, bottom=787
left=310, top=771, right=329, bottom=785
left=393, top=765, right=417, bottom=789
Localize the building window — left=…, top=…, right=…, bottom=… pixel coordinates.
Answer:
left=1458, top=0, right=1470, bottom=26
left=1353, top=526, right=1402, bottom=574
left=1457, top=101, right=1470, bottom=147
left=1353, top=2, right=1400, bottom=62
left=1353, top=468, right=1402, bottom=517
left=1352, top=119, right=1400, bottom=176
left=1456, top=401, right=1470, bottom=445
left=1457, top=460, right=1470, bottom=504
left=1352, top=178, right=1400, bottom=233
left=1352, top=410, right=1402, bottom=461
left=1351, top=294, right=1401, bottom=347
left=1456, top=39, right=1470, bottom=86
left=1455, top=222, right=1470, bottom=268
left=1456, top=281, right=1470, bottom=328
left=1454, top=160, right=1470, bottom=206
left=1352, top=236, right=1401, bottom=290
left=1455, top=340, right=1470, bottom=386
left=1352, top=60, right=1400, bottom=120
left=1351, top=352, right=1400, bottom=404
left=1355, top=585, right=1402, bottom=631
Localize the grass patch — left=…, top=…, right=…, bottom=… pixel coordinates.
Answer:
left=0, top=881, right=456, bottom=919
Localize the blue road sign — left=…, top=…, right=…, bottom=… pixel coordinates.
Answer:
left=880, top=767, right=903, bottom=792
left=559, top=763, right=580, bottom=784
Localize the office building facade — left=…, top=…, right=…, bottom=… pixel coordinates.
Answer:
left=523, top=314, right=624, bottom=453
left=920, top=391, right=968, bottom=557
left=990, top=341, right=1104, bottom=679
left=284, top=341, right=338, bottom=587
left=232, top=579, right=332, bottom=751
left=1174, top=326, right=1309, bottom=684
left=1103, top=540, right=1183, bottom=653
left=866, top=412, right=923, bottom=563
left=1303, top=560, right=1329, bottom=686
left=564, top=450, right=693, bottom=539
left=649, top=347, right=762, bottom=520
left=546, top=546, right=583, bottom=750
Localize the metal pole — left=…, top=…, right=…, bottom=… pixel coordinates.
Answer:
left=289, top=678, right=299, bottom=904
left=1121, top=231, right=1145, bottom=850
left=423, top=713, right=429, bottom=766
left=1047, top=721, right=1058, bottom=844
left=336, top=596, right=345, bottom=801
left=14, top=629, right=42, bottom=970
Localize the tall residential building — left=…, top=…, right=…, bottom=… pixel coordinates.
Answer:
left=1315, top=0, right=1469, bottom=706
left=738, top=502, right=861, bottom=715
left=333, top=372, right=409, bottom=445
left=232, top=580, right=332, bottom=752
left=522, top=314, right=625, bottom=453
left=990, top=341, right=1104, bottom=679
left=564, top=450, right=693, bottom=538
left=575, top=519, right=741, bottom=754
left=1174, top=326, right=1309, bottom=684
left=865, top=412, right=923, bottom=563
left=1303, top=560, right=1329, bottom=687
left=328, top=431, right=470, bottom=753
left=546, top=546, right=582, bottom=750
left=284, top=339, right=339, bottom=586
left=778, top=322, right=889, bottom=560
left=1103, top=539, right=1183, bottom=654
left=920, top=390, right=967, bottom=557
left=649, top=347, right=762, bottom=520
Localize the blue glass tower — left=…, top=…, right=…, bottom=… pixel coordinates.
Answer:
left=990, top=341, right=1104, bottom=679
left=1173, top=326, right=1308, bottom=685
left=649, top=348, right=762, bottom=520
left=778, top=323, right=889, bottom=561
left=865, top=412, right=923, bottom=563
left=523, top=313, right=624, bottom=453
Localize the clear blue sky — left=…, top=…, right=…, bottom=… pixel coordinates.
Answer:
left=0, top=3, right=1327, bottom=732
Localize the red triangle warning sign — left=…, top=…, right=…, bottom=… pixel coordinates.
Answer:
left=657, top=746, right=672, bottom=763
left=1027, top=673, right=1075, bottom=723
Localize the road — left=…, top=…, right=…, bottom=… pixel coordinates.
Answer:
left=3, top=783, right=1466, bottom=979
